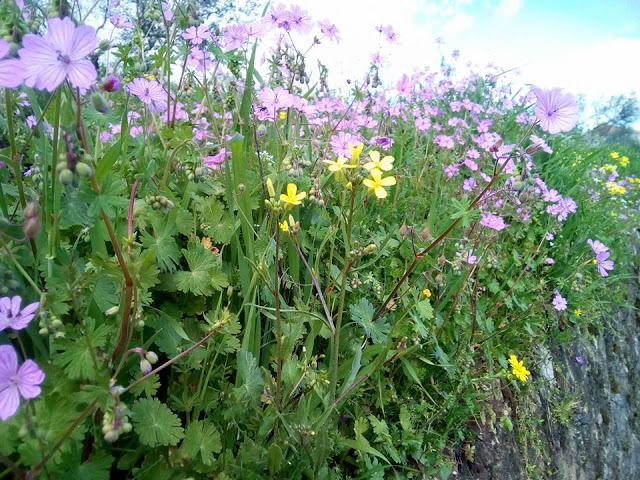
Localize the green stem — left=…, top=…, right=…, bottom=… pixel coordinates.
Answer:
left=3, top=246, right=43, bottom=296
left=329, top=189, right=356, bottom=403
left=274, top=212, right=283, bottom=407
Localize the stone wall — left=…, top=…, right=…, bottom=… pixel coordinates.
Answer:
left=456, top=270, right=640, bottom=479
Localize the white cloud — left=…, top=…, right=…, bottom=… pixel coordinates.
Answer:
left=495, top=0, right=523, bottom=18
left=441, top=12, right=475, bottom=36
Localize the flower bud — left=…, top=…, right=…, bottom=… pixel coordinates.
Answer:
left=266, top=178, right=275, bottom=198
left=140, top=359, right=152, bottom=374
left=98, top=39, right=111, bottom=51
left=91, top=92, right=109, bottom=113
left=59, top=169, right=74, bottom=186
left=105, top=305, right=120, bottom=316
left=75, top=162, right=92, bottom=177
left=525, top=144, right=537, bottom=155
left=257, top=124, right=267, bottom=136
left=104, top=430, right=119, bottom=443
left=23, top=217, right=41, bottom=238
left=145, top=351, right=158, bottom=364
left=23, top=201, right=39, bottom=220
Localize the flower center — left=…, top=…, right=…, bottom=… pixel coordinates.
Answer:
left=57, top=51, right=72, bottom=65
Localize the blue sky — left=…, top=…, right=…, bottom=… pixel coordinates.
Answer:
left=297, top=0, right=640, bottom=116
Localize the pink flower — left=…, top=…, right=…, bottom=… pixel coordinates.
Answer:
left=0, top=344, right=44, bottom=421
left=595, top=251, right=614, bottom=277
left=101, top=74, right=121, bottom=92
left=257, top=86, right=294, bottom=112
left=18, top=17, right=97, bottom=92
left=204, top=148, right=228, bottom=170
left=480, top=213, right=508, bottom=231
left=318, top=19, right=340, bottom=42
left=161, top=2, right=174, bottom=21
left=0, top=39, right=24, bottom=88
left=532, top=87, right=579, bottom=134
left=109, top=13, right=133, bottom=29
left=587, top=238, right=609, bottom=255
left=552, top=292, right=567, bottom=311
left=127, top=77, right=167, bottom=112
left=330, top=132, right=358, bottom=158
left=182, top=25, right=212, bottom=45
left=0, top=296, right=39, bottom=331
left=223, top=24, right=248, bottom=50
left=285, top=5, right=313, bottom=34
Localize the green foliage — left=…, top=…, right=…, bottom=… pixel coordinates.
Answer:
left=131, top=398, right=185, bottom=447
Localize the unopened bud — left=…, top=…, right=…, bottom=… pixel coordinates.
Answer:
left=23, top=201, right=39, bottom=220
left=104, top=430, right=119, bottom=443
left=98, top=39, right=111, bottom=51
left=140, top=359, right=152, bottom=374
left=23, top=217, right=41, bottom=238
left=266, top=178, right=275, bottom=198
left=363, top=243, right=377, bottom=255
left=145, top=351, right=158, bottom=364
left=525, top=144, right=537, bottom=155
left=257, top=124, right=267, bottom=136
left=91, top=92, right=109, bottom=113
left=106, top=305, right=120, bottom=316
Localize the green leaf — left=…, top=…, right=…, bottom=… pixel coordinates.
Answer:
left=350, top=298, right=390, bottom=343
left=415, top=298, right=434, bottom=321
left=179, top=421, right=222, bottom=466
left=131, top=398, right=184, bottom=447
left=141, top=213, right=182, bottom=272
left=202, top=198, right=234, bottom=245
left=234, top=349, right=264, bottom=399
left=450, top=196, right=480, bottom=228
left=129, top=374, right=160, bottom=397
left=173, top=241, right=218, bottom=296
left=54, top=318, right=109, bottom=380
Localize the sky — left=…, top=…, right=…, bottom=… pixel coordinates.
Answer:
left=291, top=0, right=640, bottom=122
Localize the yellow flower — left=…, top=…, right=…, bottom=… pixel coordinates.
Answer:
left=363, top=151, right=394, bottom=172
left=619, top=156, right=629, bottom=167
left=422, top=288, right=432, bottom=298
left=606, top=182, right=626, bottom=195
left=143, top=73, right=156, bottom=80
left=610, top=151, right=619, bottom=159
left=280, top=183, right=306, bottom=209
left=348, top=142, right=364, bottom=162
left=323, top=156, right=356, bottom=181
left=266, top=178, right=276, bottom=198
left=279, top=111, right=287, bottom=120
left=362, top=168, right=396, bottom=199
left=574, top=309, right=582, bottom=316
left=279, top=220, right=289, bottom=232
left=508, top=354, right=531, bottom=382
left=603, top=163, right=617, bottom=171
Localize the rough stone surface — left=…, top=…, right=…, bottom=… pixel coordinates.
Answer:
left=457, top=269, right=640, bottom=479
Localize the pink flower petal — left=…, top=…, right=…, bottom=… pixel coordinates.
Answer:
left=0, top=345, right=18, bottom=382
left=17, top=360, right=44, bottom=399
left=0, top=386, right=20, bottom=421
left=66, top=59, right=97, bottom=89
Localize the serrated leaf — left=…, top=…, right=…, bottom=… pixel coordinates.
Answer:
left=54, top=318, right=109, bottom=380
left=415, top=298, right=434, bottom=321
left=179, top=421, right=221, bottom=466
left=173, top=241, right=218, bottom=296
left=129, top=374, right=160, bottom=397
left=141, top=214, right=181, bottom=272
left=234, top=349, right=264, bottom=399
left=202, top=198, right=234, bottom=244
left=350, top=298, right=390, bottom=343
left=131, top=398, right=184, bottom=447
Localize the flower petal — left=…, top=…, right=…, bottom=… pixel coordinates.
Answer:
left=66, top=59, right=97, bottom=89
left=0, top=386, right=20, bottom=421
left=0, top=345, right=18, bottom=384
left=17, top=360, right=44, bottom=399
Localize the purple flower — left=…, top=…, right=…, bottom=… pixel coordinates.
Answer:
left=182, top=25, right=212, bottom=45
left=330, top=132, right=358, bottom=158
left=546, top=232, right=554, bottom=241
left=0, top=296, right=39, bottom=331
left=545, top=257, right=555, bottom=265
left=223, top=24, right=248, bottom=50
left=480, top=213, right=508, bottom=231
left=101, top=74, right=121, bottom=92
left=532, top=87, right=579, bottom=134
left=318, top=19, right=341, bottom=42
left=575, top=356, right=585, bottom=365
left=127, top=78, right=167, bottom=112
left=0, top=39, right=24, bottom=88
left=109, top=13, right=133, bottom=29
left=552, top=292, right=567, bottom=311
left=0, top=344, right=45, bottom=421
left=594, top=251, right=614, bottom=277
left=204, top=148, right=228, bottom=170
left=547, top=197, right=577, bottom=222
left=19, top=17, right=97, bottom=92
left=285, top=5, right=313, bottom=34
left=466, top=251, right=478, bottom=265
left=257, top=86, right=294, bottom=112
left=587, top=238, right=609, bottom=255
left=161, top=2, right=174, bottom=21
left=529, top=134, right=553, bottom=154
left=434, top=134, right=455, bottom=149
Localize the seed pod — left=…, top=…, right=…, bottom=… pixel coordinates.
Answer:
left=22, top=218, right=39, bottom=239
left=59, top=169, right=73, bottom=185
left=23, top=201, right=39, bottom=219
left=75, top=162, right=92, bottom=177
